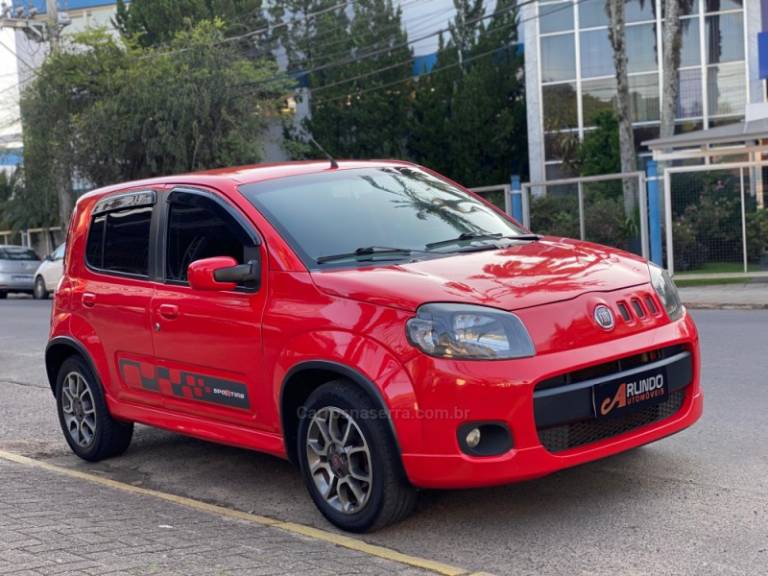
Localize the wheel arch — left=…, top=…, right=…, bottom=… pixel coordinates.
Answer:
left=45, top=336, right=100, bottom=396
left=280, top=360, right=403, bottom=466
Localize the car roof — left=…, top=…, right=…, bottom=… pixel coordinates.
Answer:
left=77, top=160, right=419, bottom=204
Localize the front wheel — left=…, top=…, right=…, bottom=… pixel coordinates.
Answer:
left=33, top=276, right=48, bottom=300
left=55, top=356, right=134, bottom=462
left=297, top=380, right=417, bottom=532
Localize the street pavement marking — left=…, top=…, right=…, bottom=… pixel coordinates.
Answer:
left=0, top=449, right=485, bottom=576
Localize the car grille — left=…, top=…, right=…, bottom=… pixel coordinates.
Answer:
left=534, top=344, right=691, bottom=453
left=537, top=389, right=686, bottom=453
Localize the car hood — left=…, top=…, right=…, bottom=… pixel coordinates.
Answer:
left=310, top=237, right=651, bottom=312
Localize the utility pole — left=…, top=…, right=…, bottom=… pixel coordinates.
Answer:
left=45, top=0, right=59, bottom=50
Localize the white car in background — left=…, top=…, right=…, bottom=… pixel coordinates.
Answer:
left=33, top=243, right=65, bottom=300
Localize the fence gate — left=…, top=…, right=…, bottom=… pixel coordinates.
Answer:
left=520, top=172, right=649, bottom=259
left=663, top=161, right=768, bottom=276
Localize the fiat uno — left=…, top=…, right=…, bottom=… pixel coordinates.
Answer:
left=46, top=161, right=702, bottom=532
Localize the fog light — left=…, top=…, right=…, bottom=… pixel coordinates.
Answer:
left=457, top=422, right=514, bottom=456
left=465, top=427, right=481, bottom=448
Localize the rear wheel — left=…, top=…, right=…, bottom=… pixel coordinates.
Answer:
left=0, top=291, right=6, bottom=299
left=297, top=380, right=417, bottom=532
left=55, top=356, right=133, bottom=462
left=33, top=276, right=48, bottom=300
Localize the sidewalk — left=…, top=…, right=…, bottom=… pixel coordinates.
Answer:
left=679, top=281, right=768, bottom=309
left=0, top=459, right=431, bottom=576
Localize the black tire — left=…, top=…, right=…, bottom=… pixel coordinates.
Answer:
left=297, top=380, right=417, bottom=532
left=0, top=291, right=6, bottom=299
left=55, top=355, right=134, bottom=462
left=33, top=276, right=48, bottom=300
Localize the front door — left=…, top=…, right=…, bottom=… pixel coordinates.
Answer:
left=150, top=187, right=267, bottom=428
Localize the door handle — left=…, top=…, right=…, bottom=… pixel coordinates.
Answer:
left=158, top=304, right=180, bottom=320
left=82, top=292, right=96, bottom=308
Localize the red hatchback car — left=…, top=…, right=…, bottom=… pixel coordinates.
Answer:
left=46, top=161, right=702, bottom=532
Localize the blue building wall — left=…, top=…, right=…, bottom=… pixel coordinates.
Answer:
left=11, top=0, right=117, bottom=13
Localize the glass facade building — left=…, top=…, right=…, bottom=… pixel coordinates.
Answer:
left=522, top=0, right=764, bottom=182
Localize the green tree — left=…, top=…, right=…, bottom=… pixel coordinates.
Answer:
left=20, top=22, right=289, bottom=215
left=114, top=0, right=266, bottom=47
left=409, top=0, right=527, bottom=186
left=280, top=0, right=413, bottom=158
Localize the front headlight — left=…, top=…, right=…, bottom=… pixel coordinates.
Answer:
left=648, top=264, right=684, bottom=321
left=406, top=303, right=535, bottom=359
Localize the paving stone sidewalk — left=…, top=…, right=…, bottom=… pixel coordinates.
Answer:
left=0, top=460, right=429, bottom=576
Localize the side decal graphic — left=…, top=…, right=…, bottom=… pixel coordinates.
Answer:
left=119, top=359, right=250, bottom=409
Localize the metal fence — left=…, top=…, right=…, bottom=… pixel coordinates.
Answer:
left=520, top=172, right=649, bottom=259
left=663, top=161, right=768, bottom=276
left=0, top=227, right=64, bottom=258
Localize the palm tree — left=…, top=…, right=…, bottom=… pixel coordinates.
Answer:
left=660, top=0, right=696, bottom=143
left=606, top=0, right=636, bottom=215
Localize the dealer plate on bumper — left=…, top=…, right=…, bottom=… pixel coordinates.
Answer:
left=592, top=367, right=667, bottom=419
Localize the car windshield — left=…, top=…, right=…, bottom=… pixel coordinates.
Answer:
left=240, top=167, right=526, bottom=267
left=0, top=247, right=39, bottom=261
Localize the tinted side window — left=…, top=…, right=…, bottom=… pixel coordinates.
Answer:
left=166, top=193, right=253, bottom=283
left=86, top=207, right=152, bottom=276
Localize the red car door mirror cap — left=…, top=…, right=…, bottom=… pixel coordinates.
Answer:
left=187, top=257, right=238, bottom=291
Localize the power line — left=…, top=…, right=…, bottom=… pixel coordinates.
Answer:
left=309, top=0, right=585, bottom=105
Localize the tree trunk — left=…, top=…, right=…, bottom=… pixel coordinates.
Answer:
left=54, top=155, right=73, bottom=230
left=606, top=0, right=637, bottom=215
left=660, top=0, right=685, bottom=141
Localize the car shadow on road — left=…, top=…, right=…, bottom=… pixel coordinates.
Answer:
left=46, top=423, right=688, bottom=539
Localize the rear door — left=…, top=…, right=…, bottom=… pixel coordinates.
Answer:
left=149, top=187, right=268, bottom=428
left=75, top=190, right=160, bottom=406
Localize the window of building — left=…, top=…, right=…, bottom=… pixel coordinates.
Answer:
left=578, top=0, right=608, bottom=28
left=539, top=1, right=574, bottom=34
left=543, top=83, right=578, bottom=130
left=629, top=73, right=660, bottom=122
left=704, top=0, right=742, bottom=13
left=705, top=13, right=745, bottom=64
left=541, top=33, right=576, bottom=82
left=86, top=207, right=152, bottom=277
left=545, top=130, right=579, bottom=162
left=582, top=78, right=616, bottom=127
left=677, top=68, right=704, bottom=118
left=626, top=24, right=657, bottom=73
left=633, top=125, right=660, bottom=156
left=707, top=62, right=746, bottom=116
left=680, top=17, right=701, bottom=67
left=580, top=28, right=615, bottom=78
left=165, top=192, right=255, bottom=284
left=625, top=0, right=655, bottom=23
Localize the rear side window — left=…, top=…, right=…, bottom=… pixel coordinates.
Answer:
left=0, top=247, right=39, bottom=261
left=86, top=207, right=152, bottom=277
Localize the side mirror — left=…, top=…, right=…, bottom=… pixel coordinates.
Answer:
left=46, top=254, right=54, bottom=261
left=187, top=256, right=261, bottom=291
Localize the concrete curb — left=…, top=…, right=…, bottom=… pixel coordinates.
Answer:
left=683, top=303, right=768, bottom=310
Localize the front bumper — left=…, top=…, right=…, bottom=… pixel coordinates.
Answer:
left=400, top=311, right=702, bottom=489
left=0, top=273, right=35, bottom=292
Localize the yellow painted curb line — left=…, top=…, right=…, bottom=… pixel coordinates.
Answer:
left=0, top=450, right=478, bottom=576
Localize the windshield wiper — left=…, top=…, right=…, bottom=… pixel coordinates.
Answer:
left=316, top=246, right=417, bottom=264
left=426, top=233, right=540, bottom=251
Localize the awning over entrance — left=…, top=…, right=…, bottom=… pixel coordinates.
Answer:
left=643, top=104, right=768, bottom=163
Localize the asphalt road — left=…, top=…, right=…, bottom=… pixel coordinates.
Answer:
left=1, top=298, right=766, bottom=576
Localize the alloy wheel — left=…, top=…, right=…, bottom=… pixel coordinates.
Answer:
left=60, top=371, right=97, bottom=448
left=306, top=406, right=373, bottom=514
